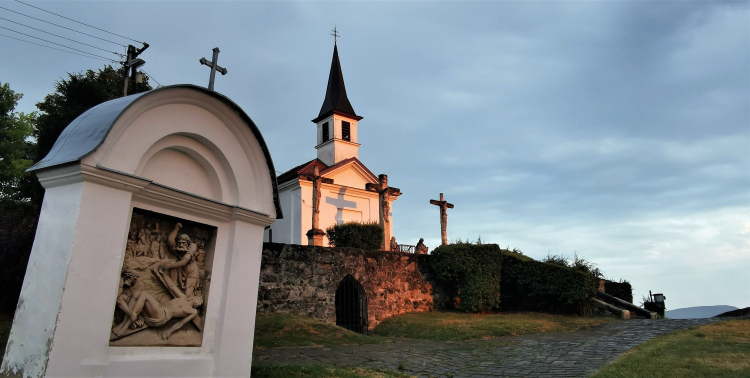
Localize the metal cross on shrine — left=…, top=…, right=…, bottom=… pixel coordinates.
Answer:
left=199, top=47, right=228, bottom=92
left=302, top=164, right=333, bottom=246
left=366, top=174, right=402, bottom=251
left=430, top=193, right=454, bottom=246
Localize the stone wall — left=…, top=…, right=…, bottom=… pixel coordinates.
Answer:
left=256, top=243, right=447, bottom=330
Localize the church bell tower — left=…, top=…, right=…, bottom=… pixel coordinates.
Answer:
left=312, top=43, right=362, bottom=166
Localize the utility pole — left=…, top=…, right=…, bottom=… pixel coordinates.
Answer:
left=122, top=43, right=149, bottom=97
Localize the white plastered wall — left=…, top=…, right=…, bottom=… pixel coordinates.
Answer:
left=1, top=88, right=277, bottom=378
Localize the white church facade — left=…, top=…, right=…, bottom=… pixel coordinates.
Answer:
left=265, top=44, right=400, bottom=249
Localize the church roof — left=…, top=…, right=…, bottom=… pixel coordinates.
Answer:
left=277, top=157, right=377, bottom=186
left=277, top=159, right=325, bottom=185
left=312, top=44, right=362, bottom=123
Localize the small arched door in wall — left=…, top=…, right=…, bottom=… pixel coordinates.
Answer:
left=335, top=275, right=368, bottom=334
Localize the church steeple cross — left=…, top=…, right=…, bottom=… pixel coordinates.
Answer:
left=331, top=26, right=340, bottom=44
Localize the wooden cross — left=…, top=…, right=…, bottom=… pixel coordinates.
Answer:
left=366, top=175, right=402, bottom=250
left=199, top=47, right=227, bottom=91
left=301, top=164, right=333, bottom=246
left=430, top=193, right=454, bottom=246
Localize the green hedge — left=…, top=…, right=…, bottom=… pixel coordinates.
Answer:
left=604, top=280, right=633, bottom=303
left=429, top=243, right=502, bottom=312
left=499, top=250, right=598, bottom=315
left=325, top=221, right=383, bottom=250
left=429, top=243, right=598, bottom=314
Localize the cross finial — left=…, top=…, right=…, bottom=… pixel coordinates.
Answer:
left=199, top=47, right=227, bottom=92
left=331, top=26, right=340, bottom=44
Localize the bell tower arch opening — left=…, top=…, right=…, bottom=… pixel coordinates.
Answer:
left=335, top=275, right=368, bottom=334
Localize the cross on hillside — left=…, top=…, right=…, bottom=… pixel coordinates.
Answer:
left=430, top=193, right=454, bottom=246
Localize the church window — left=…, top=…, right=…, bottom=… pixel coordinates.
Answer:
left=342, top=121, right=351, bottom=141
left=322, top=122, right=329, bottom=142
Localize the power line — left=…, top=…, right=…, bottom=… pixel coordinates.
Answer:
left=145, top=72, right=162, bottom=87
left=13, top=0, right=144, bottom=44
left=0, top=26, right=119, bottom=62
left=0, top=33, right=115, bottom=62
left=0, top=6, right=125, bottom=47
left=0, top=16, right=123, bottom=56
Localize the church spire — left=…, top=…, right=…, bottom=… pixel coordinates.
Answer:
left=314, top=44, right=360, bottom=123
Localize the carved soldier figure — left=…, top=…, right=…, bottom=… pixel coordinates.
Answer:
left=161, top=223, right=200, bottom=298
left=196, top=239, right=206, bottom=270
left=149, top=223, right=161, bottom=258
left=133, top=227, right=152, bottom=257
left=415, top=238, right=429, bottom=255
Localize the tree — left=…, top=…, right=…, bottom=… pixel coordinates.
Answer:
left=27, top=65, right=152, bottom=204
left=0, top=66, right=152, bottom=315
left=0, top=82, right=36, bottom=200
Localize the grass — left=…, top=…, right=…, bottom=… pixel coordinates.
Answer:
left=594, top=319, right=750, bottom=378
left=372, top=311, right=617, bottom=341
left=253, top=313, right=389, bottom=350
left=255, top=311, right=615, bottom=349
left=251, top=364, right=415, bottom=378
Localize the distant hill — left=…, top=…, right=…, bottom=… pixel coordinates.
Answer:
left=666, top=305, right=738, bottom=319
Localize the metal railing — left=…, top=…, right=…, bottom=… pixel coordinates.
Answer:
left=397, top=244, right=415, bottom=254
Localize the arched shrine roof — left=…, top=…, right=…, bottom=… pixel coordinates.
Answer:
left=28, top=84, right=282, bottom=219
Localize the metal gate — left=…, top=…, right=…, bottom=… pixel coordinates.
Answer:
left=335, top=275, right=368, bottom=334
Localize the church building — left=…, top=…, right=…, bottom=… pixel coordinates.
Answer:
left=265, top=43, right=401, bottom=249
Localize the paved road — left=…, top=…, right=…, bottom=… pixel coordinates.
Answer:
left=253, top=318, right=725, bottom=377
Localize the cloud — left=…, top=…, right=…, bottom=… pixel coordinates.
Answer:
left=1, top=0, right=746, bottom=309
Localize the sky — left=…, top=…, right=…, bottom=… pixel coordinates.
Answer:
left=1, top=1, right=748, bottom=310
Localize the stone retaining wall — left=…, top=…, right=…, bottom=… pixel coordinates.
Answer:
left=256, top=243, right=447, bottom=329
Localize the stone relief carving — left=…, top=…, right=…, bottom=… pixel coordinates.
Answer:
left=110, top=208, right=215, bottom=347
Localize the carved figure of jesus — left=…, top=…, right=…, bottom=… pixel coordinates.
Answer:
left=430, top=193, right=454, bottom=246
left=379, top=175, right=390, bottom=223
left=312, top=165, right=322, bottom=230
left=112, top=266, right=202, bottom=340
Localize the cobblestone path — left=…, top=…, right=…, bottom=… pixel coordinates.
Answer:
left=253, top=318, right=725, bottom=377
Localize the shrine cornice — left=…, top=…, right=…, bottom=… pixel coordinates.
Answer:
left=36, top=163, right=275, bottom=226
